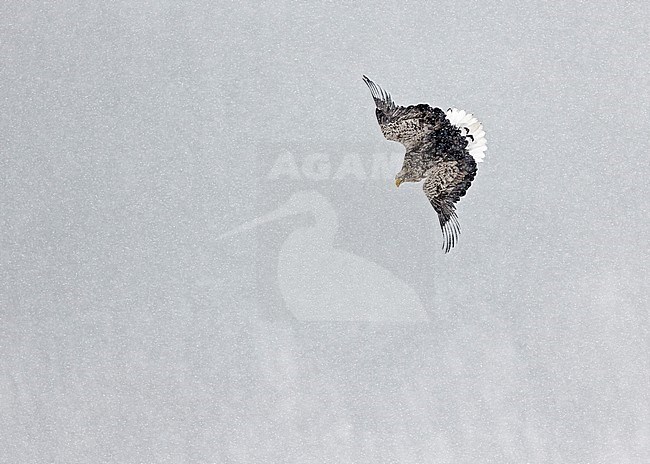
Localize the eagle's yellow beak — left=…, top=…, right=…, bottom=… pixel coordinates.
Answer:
left=395, top=178, right=403, bottom=188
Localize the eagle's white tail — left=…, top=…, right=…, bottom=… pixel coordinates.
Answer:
left=445, top=108, right=487, bottom=162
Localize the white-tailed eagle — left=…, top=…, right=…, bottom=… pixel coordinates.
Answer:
left=363, top=75, right=487, bottom=252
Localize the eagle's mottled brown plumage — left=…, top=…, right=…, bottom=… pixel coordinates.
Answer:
left=363, top=75, right=485, bottom=252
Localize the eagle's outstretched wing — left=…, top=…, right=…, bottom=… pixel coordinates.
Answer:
left=423, top=157, right=477, bottom=253
left=363, top=75, right=485, bottom=252
left=363, top=75, right=443, bottom=151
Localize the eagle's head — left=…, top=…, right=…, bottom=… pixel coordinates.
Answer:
left=395, top=159, right=427, bottom=187
left=395, top=168, right=424, bottom=188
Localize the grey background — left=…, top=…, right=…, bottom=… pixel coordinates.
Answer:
left=2, top=0, right=649, bottom=462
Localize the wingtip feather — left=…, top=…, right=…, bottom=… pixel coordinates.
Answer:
left=440, top=214, right=461, bottom=253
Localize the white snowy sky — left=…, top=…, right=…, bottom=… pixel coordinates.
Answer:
left=1, top=1, right=649, bottom=462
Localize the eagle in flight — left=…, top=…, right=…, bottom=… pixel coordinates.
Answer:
left=363, top=75, right=487, bottom=252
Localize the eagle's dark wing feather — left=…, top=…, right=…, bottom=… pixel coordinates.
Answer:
left=363, top=75, right=398, bottom=118
left=423, top=157, right=477, bottom=253
left=363, top=75, right=443, bottom=151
